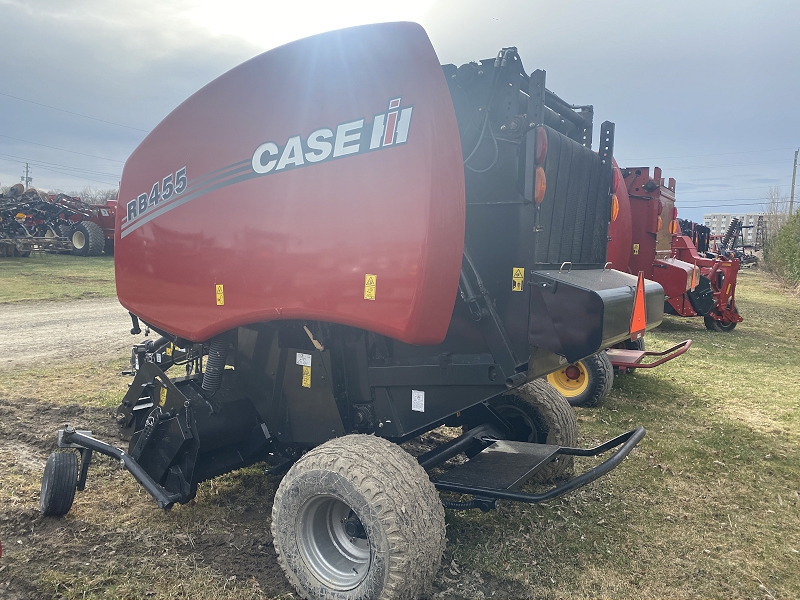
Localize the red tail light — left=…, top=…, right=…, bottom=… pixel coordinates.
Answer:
left=671, top=206, right=678, bottom=220
left=535, top=126, right=548, bottom=165
left=613, top=167, right=621, bottom=194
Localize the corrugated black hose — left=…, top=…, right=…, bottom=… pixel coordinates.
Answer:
left=201, top=332, right=230, bottom=396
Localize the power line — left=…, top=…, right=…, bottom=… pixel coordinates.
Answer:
left=0, top=153, right=120, bottom=178
left=617, top=146, right=797, bottom=161
left=0, top=156, right=118, bottom=186
left=0, top=134, right=126, bottom=163
left=677, top=185, right=778, bottom=194
left=0, top=92, right=148, bottom=133
left=678, top=200, right=769, bottom=208
left=34, top=164, right=118, bottom=186
left=658, top=159, right=792, bottom=171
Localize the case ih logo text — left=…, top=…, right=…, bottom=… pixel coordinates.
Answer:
left=251, top=97, right=413, bottom=175
left=120, top=98, right=413, bottom=237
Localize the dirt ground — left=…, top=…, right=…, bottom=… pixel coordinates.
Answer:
left=0, top=298, right=145, bottom=372
left=0, top=300, right=523, bottom=600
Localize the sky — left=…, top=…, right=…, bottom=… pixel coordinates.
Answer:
left=1, top=0, right=799, bottom=222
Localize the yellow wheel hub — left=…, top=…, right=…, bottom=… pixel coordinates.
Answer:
left=547, top=361, right=589, bottom=398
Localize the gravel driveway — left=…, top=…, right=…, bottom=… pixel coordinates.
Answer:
left=0, top=298, right=146, bottom=371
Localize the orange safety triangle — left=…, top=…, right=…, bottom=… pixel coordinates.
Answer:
left=630, top=271, right=647, bottom=340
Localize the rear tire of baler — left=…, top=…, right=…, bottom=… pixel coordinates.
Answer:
left=704, top=306, right=739, bottom=332
left=546, top=352, right=614, bottom=408
left=70, top=221, right=104, bottom=257
left=490, top=379, right=577, bottom=482
left=40, top=452, right=78, bottom=517
left=272, top=434, right=446, bottom=600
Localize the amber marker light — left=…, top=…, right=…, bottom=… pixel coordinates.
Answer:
left=669, top=219, right=679, bottom=234
left=534, top=166, right=546, bottom=204
left=611, top=194, right=619, bottom=221
left=657, top=216, right=663, bottom=231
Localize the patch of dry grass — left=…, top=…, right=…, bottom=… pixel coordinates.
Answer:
left=444, top=269, right=800, bottom=599
left=0, top=254, right=115, bottom=303
left=1, top=269, right=798, bottom=599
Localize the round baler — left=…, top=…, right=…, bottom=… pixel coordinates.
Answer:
left=42, top=22, right=658, bottom=600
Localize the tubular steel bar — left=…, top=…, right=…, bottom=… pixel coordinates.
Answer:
left=433, top=426, right=645, bottom=503
left=58, top=427, right=181, bottom=510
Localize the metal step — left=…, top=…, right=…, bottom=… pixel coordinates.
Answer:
left=433, top=440, right=559, bottom=490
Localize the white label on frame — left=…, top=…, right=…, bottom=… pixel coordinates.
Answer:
left=296, top=353, right=312, bottom=367
left=412, top=390, right=425, bottom=412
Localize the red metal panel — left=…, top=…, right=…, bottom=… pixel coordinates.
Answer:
left=606, top=162, right=632, bottom=272
left=115, top=23, right=466, bottom=344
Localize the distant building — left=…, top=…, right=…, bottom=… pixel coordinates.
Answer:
left=702, top=212, right=762, bottom=243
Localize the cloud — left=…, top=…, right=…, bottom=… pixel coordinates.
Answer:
left=0, top=0, right=260, bottom=190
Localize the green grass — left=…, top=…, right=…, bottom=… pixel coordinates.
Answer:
left=0, top=254, right=116, bottom=303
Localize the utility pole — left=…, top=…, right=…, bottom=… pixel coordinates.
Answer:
left=20, top=162, right=32, bottom=189
left=791, top=149, right=798, bottom=217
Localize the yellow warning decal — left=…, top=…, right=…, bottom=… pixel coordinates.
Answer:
left=726, top=283, right=731, bottom=295
left=364, top=274, right=377, bottom=300
left=301, top=365, right=312, bottom=388
left=165, top=343, right=173, bottom=357
left=159, top=386, right=167, bottom=407
left=215, top=284, right=225, bottom=306
left=512, top=267, right=525, bottom=292
left=633, top=243, right=640, bottom=255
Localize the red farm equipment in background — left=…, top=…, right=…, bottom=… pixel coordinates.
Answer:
left=609, top=166, right=742, bottom=332
left=48, top=193, right=117, bottom=256
left=546, top=162, right=692, bottom=408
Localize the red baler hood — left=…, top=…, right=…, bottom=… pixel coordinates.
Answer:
left=116, top=22, right=466, bottom=344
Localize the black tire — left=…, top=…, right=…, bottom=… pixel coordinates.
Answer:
left=546, top=351, right=614, bottom=408
left=704, top=306, right=739, bottom=332
left=40, top=452, right=78, bottom=517
left=272, top=434, right=446, bottom=600
left=490, top=379, right=578, bottom=482
left=623, top=338, right=645, bottom=352
left=70, top=221, right=104, bottom=256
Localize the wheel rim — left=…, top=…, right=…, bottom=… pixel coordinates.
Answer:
left=296, top=495, right=371, bottom=590
left=546, top=361, right=590, bottom=398
left=72, top=230, right=86, bottom=249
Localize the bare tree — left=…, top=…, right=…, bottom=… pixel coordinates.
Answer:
left=763, top=185, right=789, bottom=240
